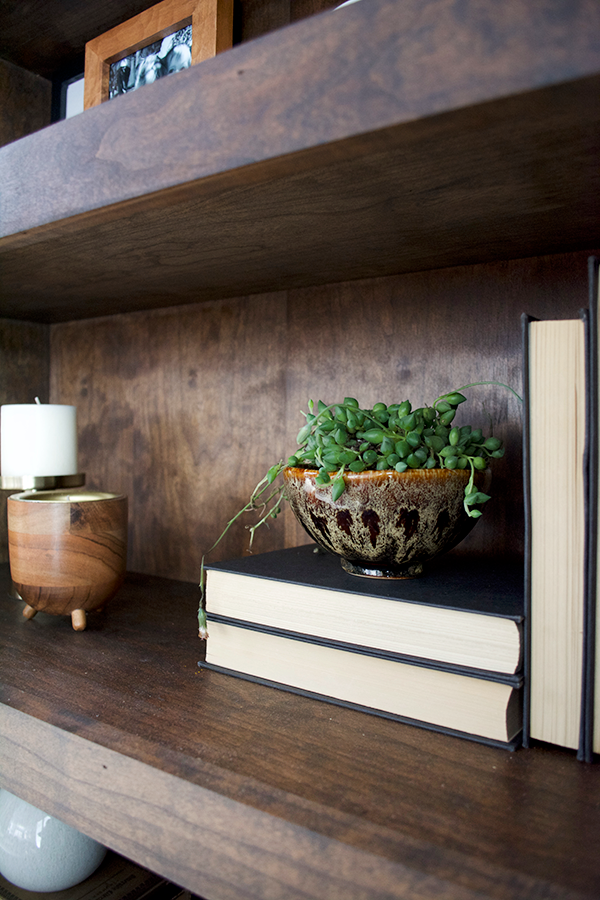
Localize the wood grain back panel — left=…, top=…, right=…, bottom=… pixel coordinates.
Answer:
left=0, top=58, right=51, bottom=147
left=49, top=250, right=596, bottom=581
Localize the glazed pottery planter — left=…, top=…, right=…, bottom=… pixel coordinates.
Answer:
left=0, top=789, right=106, bottom=891
left=283, top=466, right=489, bottom=577
left=7, top=490, right=128, bottom=630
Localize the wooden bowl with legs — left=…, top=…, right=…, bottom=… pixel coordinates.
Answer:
left=7, top=490, right=128, bottom=631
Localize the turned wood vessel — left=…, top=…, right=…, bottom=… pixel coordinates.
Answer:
left=7, top=490, right=128, bottom=631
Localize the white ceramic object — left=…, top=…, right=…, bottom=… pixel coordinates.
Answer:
left=0, top=790, right=106, bottom=892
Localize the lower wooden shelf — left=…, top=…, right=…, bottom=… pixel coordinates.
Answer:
left=0, top=564, right=599, bottom=900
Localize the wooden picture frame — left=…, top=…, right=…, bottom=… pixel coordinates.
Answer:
left=83, top=0, right=233, bottom=110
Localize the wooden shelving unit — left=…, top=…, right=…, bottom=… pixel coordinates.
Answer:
left=1, top=1, right=600, bottom=897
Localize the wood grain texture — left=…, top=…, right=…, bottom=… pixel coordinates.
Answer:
left=47, top=251, right=596, bottom=582
left=7, top=492, right=127, bottom=617
left=50, top=292, right=290, bottom=580
left=198, top=0, right=235, bottom=59
left=1, top=0, right=599, bottom=321
left=1, top=564, right=599, bottom=899
left=0, top=58, right=51, bottom=148
left=0, top=1, right=161, bottom=79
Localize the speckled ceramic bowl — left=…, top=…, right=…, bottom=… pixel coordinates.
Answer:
left=283, top=466, right=489, bottom=578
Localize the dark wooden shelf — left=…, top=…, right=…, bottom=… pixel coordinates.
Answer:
left=0, top=0, right=161, bottom=80
left=1, top=0, right=600, bottom=322
left=0, top=562, right=599, bottom=900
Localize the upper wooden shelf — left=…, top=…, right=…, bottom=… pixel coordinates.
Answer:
left=0, top=0, right=161, bottom=80
left=1, top=562, right=599, bottom=900
left=1, top=0, right=600, bottom=322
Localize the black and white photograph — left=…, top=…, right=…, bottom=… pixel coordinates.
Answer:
left=108, top=25, right=192, bottom=99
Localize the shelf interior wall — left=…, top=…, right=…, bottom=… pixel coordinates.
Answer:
left=0, top=249, right=577, bottom=582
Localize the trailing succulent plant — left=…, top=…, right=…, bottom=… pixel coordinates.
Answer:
left=198, top=382, right=520, bottom=637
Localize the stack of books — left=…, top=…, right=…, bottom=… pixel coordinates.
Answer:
left=200, top=543, right=524, bottom=749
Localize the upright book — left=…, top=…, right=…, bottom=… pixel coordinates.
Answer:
left=584, top=255, right=600, bottom=761
left=201, top=545, right=524, bottom=749
left=522, top=309, right=588, bottom=753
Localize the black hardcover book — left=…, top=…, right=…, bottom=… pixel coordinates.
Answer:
left=204, top=544, right=524, bottom=674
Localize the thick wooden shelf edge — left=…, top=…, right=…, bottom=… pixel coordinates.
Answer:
left=1, top=566, right=600, bottom=899
left=0, top=703, right=583, bottom=900
left=1, top=0, right=600, bottom=321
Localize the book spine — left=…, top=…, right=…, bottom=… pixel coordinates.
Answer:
left=206, top=612, right=523, bottom=687
left=521, top=311, right=536, bottom=747
left=198, top=660, right=521, bottom=752
left=580, top=256, right=600, bottom=762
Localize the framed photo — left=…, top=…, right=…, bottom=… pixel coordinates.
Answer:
left=83, top=0, right=233, bottom=110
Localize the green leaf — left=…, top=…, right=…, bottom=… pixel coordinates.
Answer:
left=296, top=423, right=312, bottom=444
left=400, top=412, right=417, bottom=430
left=362, top=428, right=385, bottom=444
left=484, top=436, right=502, bottom=451
left=381, top=437, right=394, bottom=455
left=444, top=392, right=467, bottom=406
left=332, top=477, right=346, bottom=501
left=267, top=464, right=280, bottom=484
left=465, top=491, right=491, bottom=506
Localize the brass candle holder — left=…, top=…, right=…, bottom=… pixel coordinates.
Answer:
left=0, top=474, right=86, bottom=492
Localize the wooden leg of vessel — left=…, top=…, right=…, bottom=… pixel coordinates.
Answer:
left=71, top=609, right=87, bottom=631
left=22, top=605, right=37, bottom=619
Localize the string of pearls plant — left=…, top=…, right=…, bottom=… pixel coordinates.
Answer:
left=198, top=382, right=521, bottom=637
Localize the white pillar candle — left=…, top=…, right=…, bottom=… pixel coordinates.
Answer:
left=1, top=403, right=78, bottom=477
